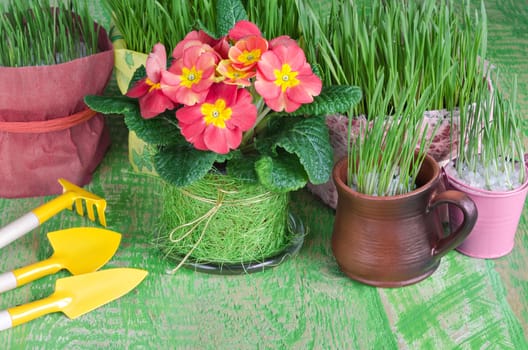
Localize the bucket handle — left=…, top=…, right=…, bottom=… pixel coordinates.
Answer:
left=428, top=190, right=478, bottom=257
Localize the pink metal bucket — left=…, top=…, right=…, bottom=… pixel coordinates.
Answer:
left=444, top=162, right=528, bottom=258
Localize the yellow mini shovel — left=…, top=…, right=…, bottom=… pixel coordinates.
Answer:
left=0, top=228, right=121, bottom=293
left=0, top=179, right=107, bottom=249
left=0, top=268, right=148, bottom=330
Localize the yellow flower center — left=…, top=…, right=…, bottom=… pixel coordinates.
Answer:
left=273, top=64, right=300, bottom=92
left=202, top=99, right=232, bottom=128
left=146, top=78, right=161, bottom=93
left=226, top=66, right=246, bottom=80
left=181, top=66, right=203, bottom=88
left=238, top=49, right=261, bottom=66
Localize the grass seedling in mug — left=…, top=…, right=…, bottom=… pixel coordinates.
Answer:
left=347, top=72, right=437, bottom=197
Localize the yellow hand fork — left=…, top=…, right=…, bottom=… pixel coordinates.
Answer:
left=0, top=178, right=107, bottom=249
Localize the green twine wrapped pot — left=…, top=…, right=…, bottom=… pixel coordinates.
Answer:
left=156, top=173, right=304, bottom=274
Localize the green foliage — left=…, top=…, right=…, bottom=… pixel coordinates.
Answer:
left=85, top=95, right=137, bottom=115
left=103, top=0, right=217, bottom=53
left=348, top=71, right=437, bottom=196
left=86, top=83, right=354, bottom=192
left=299, top=0, right=489, bottom=117
left=215, top=0, right=248, bottom=37
left=255, top=154, right=308, bottom=193
left=0, top=0, right=101, bottom=66
left=242, top=0, right=303, bottom=39
left=285, top=86, right=362, bottom=117
left=256, top=117, right=334, bottom=186
left=105, top=0, right=308, bottom=53
left=455, top=72, right=526, bottom=189
left=154, top=145, right=218, bottom=187
left=87, top=0, right=361, bottom=192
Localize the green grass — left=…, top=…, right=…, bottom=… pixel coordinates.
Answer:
left=103, top=0, right=216, bottom=53
left=299, top=0, right=488, bottom=117
left=455, top=72, right=526, bottom=189
left=0, top=0, right=101, bottom=66
left=347, top=68, right=437, bottom=196
left=104, top=0, right=310, bottom=53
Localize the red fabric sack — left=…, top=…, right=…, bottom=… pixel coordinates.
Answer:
left=0, top=26, right=113, bottom=198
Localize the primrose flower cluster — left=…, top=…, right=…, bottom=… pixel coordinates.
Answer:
left=127, top=20, right=322, bottom=154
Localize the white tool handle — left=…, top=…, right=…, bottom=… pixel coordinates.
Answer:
left=0, top=310, right=12, bottom=331
left=0, top=212, right=40, bottom=249
left=0, top=272, right=17, bottom=294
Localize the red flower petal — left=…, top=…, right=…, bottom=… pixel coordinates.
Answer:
left=254, top=78, right=281, bottom=99
left=272, top=44, right=306, bottom=71
left=225, top=128, right=243, bottom=149
left=126, top=79, right=150, bottom=98
left=264, top=94, right=301, bottom=113
left=269, top=36, right=299, bottom=49
left=180, top=117, right=206, bottom=140
left=228, top=20, right=262, bottom=41
left=203, top=126, right=230, bottom=154
left=146, top=43, right=167, bottom=83
left=176, top=105, right=204, bottom=124
left=138, top=90, right=174, bottom=118
left=256, top=51, right=282, bottom=81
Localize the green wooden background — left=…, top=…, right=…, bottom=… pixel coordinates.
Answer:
left=0, top=1, right=526, bottom=349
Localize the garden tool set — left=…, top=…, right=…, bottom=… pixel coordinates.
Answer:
left=0, top=268, right=147, bottom=331
left=0, top=179, right=148, bottom=330
left=0, top=178, right=107, bottom=249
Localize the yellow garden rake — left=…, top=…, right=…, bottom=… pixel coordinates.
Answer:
left=0, top=178, right=107, bottom=249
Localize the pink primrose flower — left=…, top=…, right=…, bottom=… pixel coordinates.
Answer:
left=173, top=30, right=229, bottom=60
left=228, top=20, right=262, bottom=41
left=228, top=35, right=268, bottom=72
left=161, top=45, right=217, bottom=106
left=126, top=43, right=175, bottom=118
left=255, top=43, right=322, bottom=112
left=216, top=59, right=254, bottom=86
left=269, top=35, right=299, bottom=49
left=176, top=83, right=257, bottom=154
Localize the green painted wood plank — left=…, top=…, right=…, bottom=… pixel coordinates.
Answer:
left=0, top=0, right=527, bottom=348
left=381, top=253, right=527, bottom=349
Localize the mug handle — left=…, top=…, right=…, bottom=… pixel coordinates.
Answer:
left=427, top=190, right=478, bottom=257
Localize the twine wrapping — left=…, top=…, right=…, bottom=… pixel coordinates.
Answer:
left=0, top=108, right=97, bottom=134
left=157, top=173, right=291, bottom=273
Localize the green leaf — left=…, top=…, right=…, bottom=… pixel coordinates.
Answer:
left=84, top=95, right=138, bottom=115
left=255, top=153, right=308, bottom=193
left=216, top=0, right=248, bottom=37
left=128, top=65, right=146, bottom=92
left=124, top=111, right=183, bottom=146
left=286, top=85, right=362, bottom=117
left=226, top=155, right=259, bottom=183
left=257, top=116, right=333, bottom=185
left=196, top=19, right=219, bottom=39
left=154, top=145, right=217, bottom=187
left=132, top=148, right=154, bottom=172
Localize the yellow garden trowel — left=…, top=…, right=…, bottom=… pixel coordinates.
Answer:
left=0, top=228, right=121, bottom=293
left=0, top=178, right=107, bottom=249
left=0, top=268, right=147, bottom=330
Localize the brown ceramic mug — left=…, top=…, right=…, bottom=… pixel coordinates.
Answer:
left=331, top=154, right=477, bottom=287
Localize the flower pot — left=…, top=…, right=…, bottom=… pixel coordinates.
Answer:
left=113, top=50, right=148, bottom=95
left=0, top=17, right=113, bottom=198
left=332, top=154, right=478, bottom=287
left=109, top=31, right=155, bottom=175
left=444, top=160, right=528, bottom=258
left=156, top=173, right=303, bottom=274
